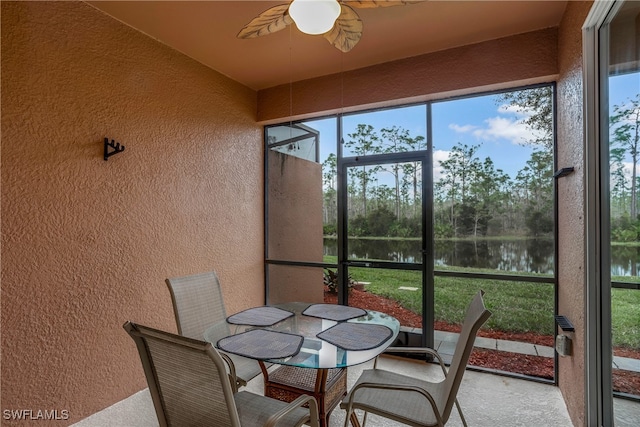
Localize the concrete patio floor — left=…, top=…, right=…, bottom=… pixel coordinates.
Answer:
left=75, top=355, right=576, bottom=427
left=74, top=331, right=640, bottom=426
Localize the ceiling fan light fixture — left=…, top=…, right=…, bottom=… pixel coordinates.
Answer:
left=288, top=0, right=341, bottom=35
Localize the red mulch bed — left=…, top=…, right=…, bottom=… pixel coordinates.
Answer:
left=324, top=288, right=640, bottom=395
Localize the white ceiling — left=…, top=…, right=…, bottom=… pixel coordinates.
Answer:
left=89, top=1, right=569, bottom=91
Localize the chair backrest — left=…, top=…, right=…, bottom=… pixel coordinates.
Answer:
left=123, top=321, right=241, bottom=427
left=441, top=290, right=492, bottom=422
left=165, top=271, right=230, bottom=340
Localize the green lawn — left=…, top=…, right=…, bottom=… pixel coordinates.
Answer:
left=611, top=287, right=640, bottom=348
left=350, top=266, right=555, bottom=336
left=325, top=258, right=640, bottom=348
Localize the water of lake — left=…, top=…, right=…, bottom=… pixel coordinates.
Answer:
left=323, top=238, right=640, bottom=276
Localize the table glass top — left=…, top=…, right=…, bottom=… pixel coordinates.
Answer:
left=205, top=302, right=400, bottom=369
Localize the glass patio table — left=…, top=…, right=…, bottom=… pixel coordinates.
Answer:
left=205, top=302, right=400, bottom=427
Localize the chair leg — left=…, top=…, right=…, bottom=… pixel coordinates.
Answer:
left=343, top=408, right=362, bottom=427
left=351, top=411, right=362, bottom=427
left=454, top=398, right=468, bottom=427
left=342, top=408, right=352, bottom=427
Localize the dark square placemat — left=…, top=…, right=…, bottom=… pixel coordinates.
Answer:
left=227, top=306, right=294, bottom=327
left=217, top=329, right=303, bottom=360
left=302, top=304, right=367, bottom=322
left=316, top=322, right=393, bottom=351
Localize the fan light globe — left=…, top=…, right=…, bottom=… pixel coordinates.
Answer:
left=289, top=0, right=341, bottom=35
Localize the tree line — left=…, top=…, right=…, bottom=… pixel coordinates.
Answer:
left=610, top=93, right=640, bottom=242
left=322, top=87, right=557, bottom=239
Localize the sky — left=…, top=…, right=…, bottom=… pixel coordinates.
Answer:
left=299, top=74, right=638, bottom=187
left=431, top=96, right=539, bottom=180
left=310, top=90, right=543, bottom=183
left=609, top=72, right=640, bottom=180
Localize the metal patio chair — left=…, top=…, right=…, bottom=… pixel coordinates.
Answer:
left=340, top=290, right=492, bottom=427
left=166, top=270, right=263, bottom=390
left=124, top=321, right=319, bottom=427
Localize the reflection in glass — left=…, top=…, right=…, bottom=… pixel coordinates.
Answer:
left=608, top=1, right=640, bottom=403
left=267, top=123, right=319, bottom=162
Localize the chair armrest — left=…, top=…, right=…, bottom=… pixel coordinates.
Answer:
left=375, top=347, right=449, bottom=378
left=264, top=394, right=320, bottom=427
left=380, top=346, right=440, bottom=357
left=343, top=381, right=444, bottom=427
left=219, top=352, right=239, bottom=393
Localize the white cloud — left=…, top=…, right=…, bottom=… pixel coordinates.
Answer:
left=622, top=161, right=636, bottom=179
left=448, top=103, right=543, bottom=146
left=610, top=161, right=637, bottom=190
left=497, top=103, right=534, bottom=117
left=449, top=123, right=477, bottom=133
left=472, top=116, right=532, bottom=144
left=432, top=149, right=450, bottom=181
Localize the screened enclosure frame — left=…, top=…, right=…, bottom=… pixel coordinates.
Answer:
left=264, top=82, right=560, bottom=384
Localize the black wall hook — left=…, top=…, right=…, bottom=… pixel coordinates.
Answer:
left=104, top=137, right=125, bottom=161
left=555, top=315, right=575, bottom=332
left=553, top=167, right=574, bottom=179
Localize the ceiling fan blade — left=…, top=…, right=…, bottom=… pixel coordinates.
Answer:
left=237, top=4, right=293, bottom=39
left=324, top=4, right=363, bottom=52
left=344, top=0, right=424, bottom=8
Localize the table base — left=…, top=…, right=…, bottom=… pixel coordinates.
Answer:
left=261, top=363, right=347, bottom=427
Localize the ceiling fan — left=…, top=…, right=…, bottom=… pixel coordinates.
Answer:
left=237, top=0, right=421, bottom=53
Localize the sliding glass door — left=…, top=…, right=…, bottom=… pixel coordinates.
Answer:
left=605, top=2, right=640, bottom=423
left=585, top=1, right=640, bottom=424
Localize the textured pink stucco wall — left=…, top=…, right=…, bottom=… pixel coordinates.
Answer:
left=1, top=1, right=263, bottom=424
left=257, top=27, right=559, bottom=123
left=556, top=2, right=594, bottom=426
left=267, top=152, right=324, bottom=304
